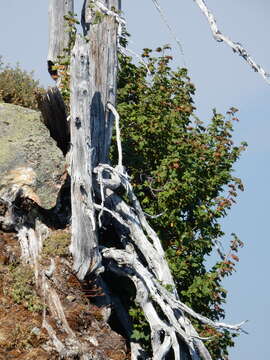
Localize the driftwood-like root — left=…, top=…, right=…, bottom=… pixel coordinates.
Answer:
left=93, top=163, right=245, bottom=360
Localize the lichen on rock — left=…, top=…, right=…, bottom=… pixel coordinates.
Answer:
left=0, top=103, right=130, bottom=359
left=0, top=103, right=65, bottom=208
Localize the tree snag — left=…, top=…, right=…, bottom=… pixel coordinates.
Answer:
left=0, top=1, right=246, bottom=359
left=69, top=0, right=120, bottom=280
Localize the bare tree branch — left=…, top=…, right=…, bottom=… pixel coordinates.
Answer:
left=193, top=0, right=270, bottom=84
left=151, top=0, right=186, bottom=65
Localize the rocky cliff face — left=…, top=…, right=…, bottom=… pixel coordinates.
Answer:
left=0, top=103, right=129, bottom=360
left=0, top=103, right=65, bottom=208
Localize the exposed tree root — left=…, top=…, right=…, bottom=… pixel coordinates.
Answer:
left=0, top=170, right=128, bottom=360
left=92, top=162, right=245, bottom=359
left=0, top=159, right=245, bottom=359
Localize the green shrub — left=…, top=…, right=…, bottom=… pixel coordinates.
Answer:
left=112, top=44, right=246, bottom=359
left=0, top=57, right=44, bottom=110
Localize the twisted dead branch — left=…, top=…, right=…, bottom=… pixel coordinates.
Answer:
left=193, top=0, right=270, bottom=84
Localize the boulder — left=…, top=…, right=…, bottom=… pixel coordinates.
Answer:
left=0, top=103, right=65, bottom=208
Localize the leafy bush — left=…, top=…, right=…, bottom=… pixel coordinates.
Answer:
left=112, top=45, right=246, bottom=359
left=0, top=57, right=44, bottom=110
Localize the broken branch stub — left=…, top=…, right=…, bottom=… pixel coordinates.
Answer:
left=48, top=0, right=74, bottom=79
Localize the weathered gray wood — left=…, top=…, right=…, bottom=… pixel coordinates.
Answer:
left=82, top=0, right=120, bottom=166
left=69, top=36, right=102, bottom=280
left=69, top=1, right=120, bottom=280
left=193, top=0, right=270, bottom=84
left=48, top=0, right=74, bottom=78
left=95, top=164, right=245, bottom=360
left=44, top=1, right=244, bottom=358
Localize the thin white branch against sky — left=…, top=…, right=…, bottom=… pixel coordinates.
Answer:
left=151, top=0, right=186, bottom=66
left=193, top=0, right=270, bottom=84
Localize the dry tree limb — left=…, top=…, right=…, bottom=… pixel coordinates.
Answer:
left=107, top=103, right=123, bottom=169
left=193, top=0, right=270, bottom=84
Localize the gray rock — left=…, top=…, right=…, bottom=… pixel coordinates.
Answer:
left=0, top=103, right=65, bottom=208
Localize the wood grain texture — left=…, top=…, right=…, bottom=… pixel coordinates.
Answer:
left=48, top=0, right=74, bottom=65
left=69, top=36, right=102, bottom=280
left=69, top=1, right=120, bottom=280
left=83, top=0, right=119, bottom=166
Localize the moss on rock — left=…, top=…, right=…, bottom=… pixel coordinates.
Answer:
left=9, top=264, right=43, bottom=312
left=42, top=230, right=71, bottom=258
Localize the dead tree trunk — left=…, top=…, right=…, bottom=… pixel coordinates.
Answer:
left=0, top=1, right=244, bottom=359
left=69, top=36, right=102, bottom=280
left=67, top=2, right=244, bottom=359
left=69, top=0, right=120, bottom=280
left=44, top=1, right=245, bottom=359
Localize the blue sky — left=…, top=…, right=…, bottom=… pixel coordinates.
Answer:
left=1, top=1, right=269, bottom=358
